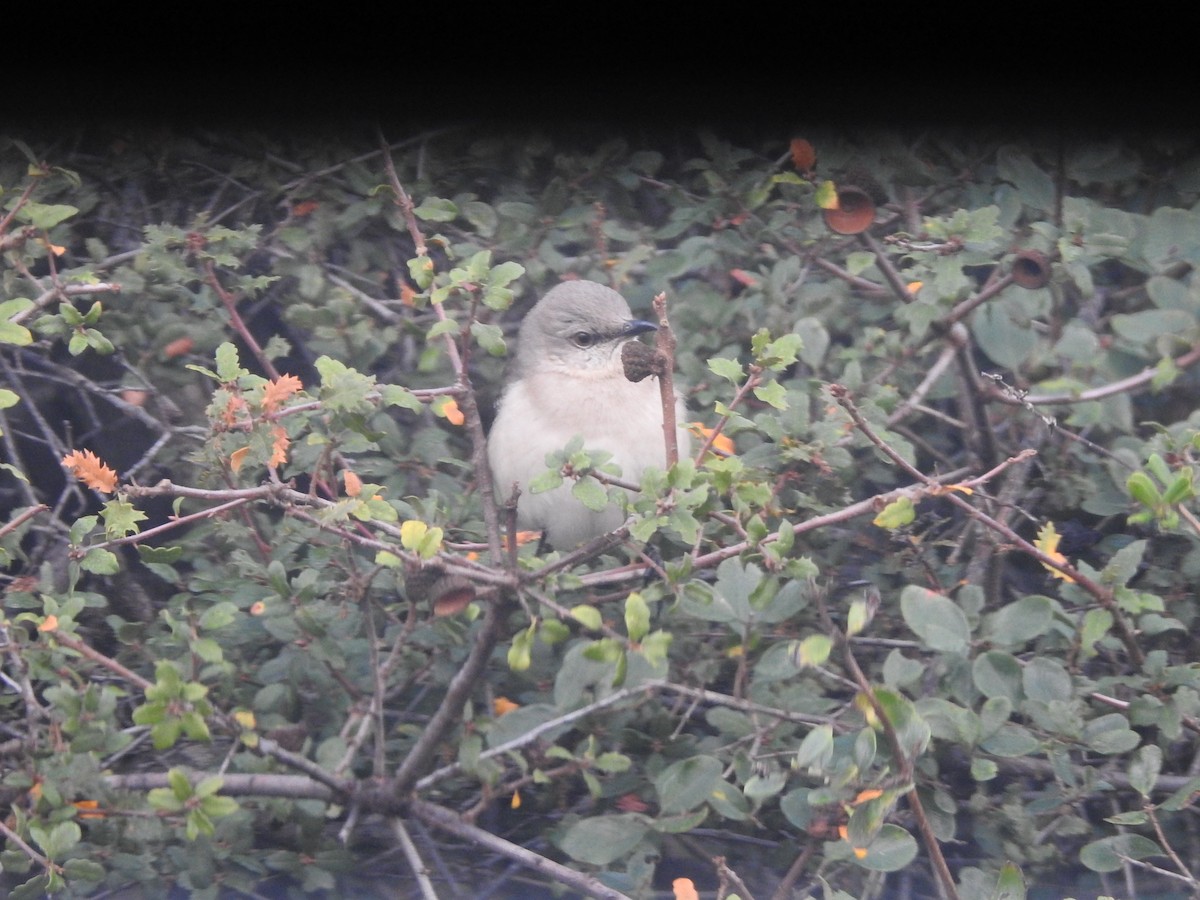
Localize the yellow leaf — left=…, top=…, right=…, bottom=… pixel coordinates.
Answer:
left=343, top=469, right=363, bottom=497
left=511, top=789, right=521, bottom=809
left=906, top=281, right=923, bottom=295
left=400, top=520, right=428, bottom=550
left=814, top=180, right=839, bottom=210
left=1035, top=521, right=1075, bottom=583
left=672, top=877, right=700, bottom=900
left=931, top=483, right=974, bottom=496
left=229, top=446, right=251, bottom=473
left=233, top=710, right=256, bottom=729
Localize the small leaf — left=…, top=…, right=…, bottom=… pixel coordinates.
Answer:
left=571, top=477, right=608, bottom=512
left=873, top=497, right=915, bottom=529
left=792, top=634, right=832, bottom=668
left=570, top=605, right=602, bottom=630
left=625, top=592, right=651, bottom=643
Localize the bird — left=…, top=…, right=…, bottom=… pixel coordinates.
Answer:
left=487, top=280, right=689, bottom=550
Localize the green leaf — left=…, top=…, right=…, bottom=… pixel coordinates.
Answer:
left=1079, top=833, right=1163, bottom=872
left=1079, top=608, right=1113, bottom=659
left=900, top=586, right=971, bottom=655
left=528, top=468, right=563, bottom=494
left=570, top=605, right=602, bottom=630
left=624, top=591, right=650, bottom=643
left=80, top=548, right=119, bottom=575
left=1082, top=713, right=1140, bottom=754
left=794, top=724, right=834, bottom=771
left=31, top=821, right=81, bottom=859
left=413, top=198, right=458, bottom=222
left=1125, top=470, right=1162, bottom=508
left=1128, top=744, right=1162, bottom=797
left=507, top=622, right=536, bottom=672
left=100, top=498, right=147, bottom=538
left=984, top=595, right=1053, bottom=646
left=856, top=824, right=919, bottom=872
left=556, top=814, right=648, bottom=866
left=873, top=496, right=915, bottom=529
left=470, top=321, right=506, bottom=356
left=19, top=202, right=79, bottom=229
left=1022, top=657, right=1072, bottom=703
left=708, top=357, right=744, bottom=383
left=793, top=634, right=832, bottom=668
left=0, top=320, right=33, bottom=346
left=993, top=861, right=1027, bottom=900
left=571, top=477, right=608, bottom=512
left=655, top=755, right=723, bottom=814
left=752, top=379, right=788, bottom=410
left=214, top=343, right=248, bottom=382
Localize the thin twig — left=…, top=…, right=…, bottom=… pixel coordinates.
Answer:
left=393, top=817, right=442, bottom=900
left=652, top=291, right=680, bottom=467
left=409, top=798, right=632, bottom=900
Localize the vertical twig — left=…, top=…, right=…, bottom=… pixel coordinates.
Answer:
left=652, top=291, right=680, bottom=468
left=204, top=260, right=281, bottom=381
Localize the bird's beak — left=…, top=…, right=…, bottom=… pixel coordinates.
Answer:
left=621, top=319, right=657, bottom=339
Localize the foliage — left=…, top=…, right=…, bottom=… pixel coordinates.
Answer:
left=2, top=128, right=1200, bottom=899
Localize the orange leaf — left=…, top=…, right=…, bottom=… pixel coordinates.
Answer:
left=441, top=398, right=464, bottom=426
left=120, top=389, right=149, bottom=407
left=268, top=426, right=290, bottom=468
left=853, top=788, right=884, bottom=804
left=343, top=469, right=363, bottom=497
left=493, top=696, right=520, bottom=717
left=73, top=799, right=106, bottom=819
left=672, top=878, right=700, bottom=900
left=291, top=200, right=319, bottom=217
left=39, top=615, right=58, bottom=632
left=249, top=600, right=266, bottom=616
left=615, top=793, right=650, bottom=813
left=163, top=336, right=194, bottom=358
left=261, top=373, right=303, bottom=412
left=61, top=449, right=118, bottom=494
left=790, top=137, right=817, bottom=173
left=229, top=446, right=251, bottom=473
left=906, top=281, right=923, bottom=296
left=220, top=394, right=249, bottom=427
left=689, top=422, right=735, bottom=459
left=400, top=284, right=417, bottom=307
left=511, top=789, right=521, bottom=809
left=730, top=268, right=759, bottom=288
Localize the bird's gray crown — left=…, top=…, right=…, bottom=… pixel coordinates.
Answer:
left=515, top=281, right=656, bottom=376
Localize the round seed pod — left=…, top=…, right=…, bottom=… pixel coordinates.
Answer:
left=822, top=186, right=876, bottom=235
left=1011, top=250, right=1051, bottom=289
left=429, top=574, right=476, bottom=617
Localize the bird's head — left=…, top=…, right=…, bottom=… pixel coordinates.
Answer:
left=515, top=281, right=656, bottom=376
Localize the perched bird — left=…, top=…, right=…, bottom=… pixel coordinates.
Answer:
left=487, top=280, right=689, bottom=550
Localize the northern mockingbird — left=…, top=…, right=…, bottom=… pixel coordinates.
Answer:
left=487, top=280, right=689, bottom=550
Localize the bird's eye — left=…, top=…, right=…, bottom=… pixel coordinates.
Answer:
left=570, top=331, right=595, bottom=348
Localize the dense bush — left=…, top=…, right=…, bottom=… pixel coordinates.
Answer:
left=2, top=127, right=1200, bottom=899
